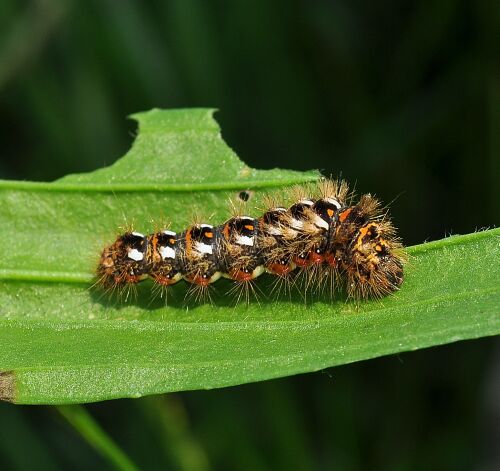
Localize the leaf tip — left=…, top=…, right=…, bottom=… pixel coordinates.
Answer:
left=0, top=371, right=16, bottom=403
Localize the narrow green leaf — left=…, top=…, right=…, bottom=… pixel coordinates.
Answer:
left=0, top=108, right=498, bottom=404
left=58, top=405, right=139, bottom=471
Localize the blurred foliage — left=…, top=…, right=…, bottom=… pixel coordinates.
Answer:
left=0, top=0, right=498, bottom=470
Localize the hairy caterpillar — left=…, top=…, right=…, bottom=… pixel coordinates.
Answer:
left=96, top=179, right=405, bottom=303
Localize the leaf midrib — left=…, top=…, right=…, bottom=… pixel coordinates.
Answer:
left=0, top=176, right=319, bottom=193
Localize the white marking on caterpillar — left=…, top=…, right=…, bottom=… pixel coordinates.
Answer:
left=236, top=235, right=254, bottom=246
left=290, top=219, right=304, bottom=230
left=209, top=272, right=222, bottom=283
left=267, top=226, right=283, bottom=236
left=252, top=265, right=265, bottom=279
left=195, top=242, right=213, bottom=255
left=325, top=198, right=341, bottom=209
left=313, top=215, right=329, bottom=230
left=159, top=246, right=176, bottom=259
left=127, top=248, right=144, bottom=261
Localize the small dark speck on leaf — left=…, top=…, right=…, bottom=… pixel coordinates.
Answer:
left=238, top=190, right=253, bottom=202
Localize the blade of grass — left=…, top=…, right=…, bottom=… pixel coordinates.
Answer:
left=139, top=396, right=210, bottom=471
left=57, top=405, right=139, bottom=471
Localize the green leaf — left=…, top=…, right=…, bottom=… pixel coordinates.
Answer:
left=0, top=108, right=498, bottom=405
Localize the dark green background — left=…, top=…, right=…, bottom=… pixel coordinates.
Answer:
left=0, top=1, right=498, bottom=470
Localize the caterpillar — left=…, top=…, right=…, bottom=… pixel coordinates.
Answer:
left=96, top=179, right=405, bottom=303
